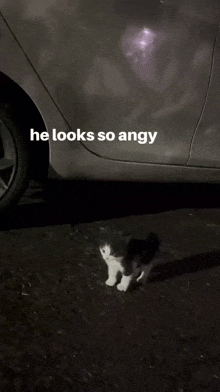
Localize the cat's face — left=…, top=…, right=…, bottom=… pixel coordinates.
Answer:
left=99, top=243, right=112, bottom=262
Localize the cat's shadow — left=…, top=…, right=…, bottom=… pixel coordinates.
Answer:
left=129, top=250, right=220, bottom=290
left=151, top=250, right=220, bottom=282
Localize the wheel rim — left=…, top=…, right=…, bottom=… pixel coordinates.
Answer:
left=0, top=120, right=16, bottom=199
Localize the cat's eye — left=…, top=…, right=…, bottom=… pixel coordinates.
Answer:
left=102, top=249, right=105, bottom=253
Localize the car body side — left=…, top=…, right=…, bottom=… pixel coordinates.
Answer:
left=1, top=0, right=220, bottom=183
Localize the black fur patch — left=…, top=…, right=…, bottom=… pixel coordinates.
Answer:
left=122, top=233, right=160, bottom=276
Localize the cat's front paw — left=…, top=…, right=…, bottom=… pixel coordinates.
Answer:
left=117, top=283, right=127, bottom=291
left=105, top=278, right=116, bottom=286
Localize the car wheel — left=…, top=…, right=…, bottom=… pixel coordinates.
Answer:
left=0, top=103, right=30, bottom=212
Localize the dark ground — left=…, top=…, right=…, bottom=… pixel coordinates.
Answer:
left=1, top=180, right=220, bottom=391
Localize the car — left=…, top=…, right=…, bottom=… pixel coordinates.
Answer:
left=0, top=0, right=220, bottom=211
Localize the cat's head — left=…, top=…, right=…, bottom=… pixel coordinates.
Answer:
left=99, top=233, right=131, bottom=259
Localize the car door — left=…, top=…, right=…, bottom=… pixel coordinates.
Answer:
left=188, top=27, right=220, bottom=168
left=1, top=0, right=218, bottom=164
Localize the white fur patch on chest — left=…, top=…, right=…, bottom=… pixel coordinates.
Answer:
left=99, top=244, right=124, bottom=272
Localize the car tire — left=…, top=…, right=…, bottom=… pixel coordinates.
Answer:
left=0, top=102, right=31, bottom=213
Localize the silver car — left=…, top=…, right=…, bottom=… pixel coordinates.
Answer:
left=0, top=0, right=220, bottom=211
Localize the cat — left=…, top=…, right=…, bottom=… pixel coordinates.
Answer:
left=99, top=231, right=160, bottom=291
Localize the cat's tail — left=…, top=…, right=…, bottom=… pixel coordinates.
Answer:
left=145, top=232, right=160, bottom=250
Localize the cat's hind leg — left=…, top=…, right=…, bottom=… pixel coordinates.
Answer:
left=136, top=270, right=145, bottom=282
left=137, top=263, right=154, bottom=284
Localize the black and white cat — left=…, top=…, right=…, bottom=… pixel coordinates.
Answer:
left=99, top=231, right=160, bottom=291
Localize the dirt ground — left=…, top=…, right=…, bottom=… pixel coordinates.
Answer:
left=1, top=181, right=220, bottom=392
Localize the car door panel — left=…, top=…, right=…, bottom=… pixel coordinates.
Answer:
left=1, top=0, right=218, bottom=164
left=188, top=29, right=220, bottom=168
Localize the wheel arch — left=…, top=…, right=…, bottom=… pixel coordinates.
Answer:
left=0, top=72, right=49, bottom=180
